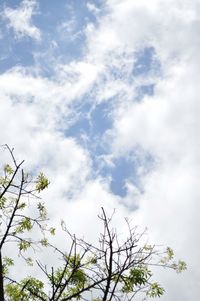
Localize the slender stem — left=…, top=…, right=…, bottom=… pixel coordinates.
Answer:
left=0, top=251, right=4, bottom=301
left=0, top=170, right=24, bottom=250
left=0, top=161, right=24, bottom=200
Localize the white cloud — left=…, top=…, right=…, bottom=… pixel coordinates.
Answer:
left=87, top=2, right=100, bottom=15
left=33, top=0, right=196, bottom=299
left=0, top=94, right=93, bottom=218
left=0, top=62, right=103, bottom=131
left=84, top=1, right=199, bottom=299
left=3, top=0, right=41, bottom=40
left=0, top=0, right=199, bottom=299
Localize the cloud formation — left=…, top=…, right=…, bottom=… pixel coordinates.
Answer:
left=2, top=0, right=41, bottom=40
left=0, top=0, right=199, bottom=300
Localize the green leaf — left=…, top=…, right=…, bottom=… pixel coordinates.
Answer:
left=2, top=257, right=14, bottom=276
left=5, top=277, right=45, bottom=301
left=25, top=257, right=33, bottom=266
left=166, top=247, right=174, bottom=260
left=15, top=217, right=32, bottom=233
left=50, top=227, right=56, bottom=235
left=19, top=240, right=31, bottom=251
left=17, top=202, right=26, bottom=210
left=0, top=177, right=8, bottom=186
left=122, top=267, right=152, bottom=293
left=35, top=173, right=49, bottom=193
left=4, top=164, right=14, bottom=175
left=40, top=238, right=48, bottom=246
left=172, top=260, right=187, bottom=273
left=0, top=196, right=7, bottom=209
left=37, top=202, right=47, bottom=219
left=147, top=282, right=165, bottom=298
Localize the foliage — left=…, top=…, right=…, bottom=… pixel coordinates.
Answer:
left=0, top=145, right=186, bottom=301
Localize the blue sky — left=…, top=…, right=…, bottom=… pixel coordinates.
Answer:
left=0, top=1, right=199, bottom=300
left=0, top=0, right=158, bottom=198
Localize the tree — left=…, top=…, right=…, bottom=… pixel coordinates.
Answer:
left=0, top=145, right=186, bottom=301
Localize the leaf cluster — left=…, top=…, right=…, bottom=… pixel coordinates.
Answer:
left=0, top=145, right=186, bottom=301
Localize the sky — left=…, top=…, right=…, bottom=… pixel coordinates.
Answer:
left=0, top=0, right=199, bottom=300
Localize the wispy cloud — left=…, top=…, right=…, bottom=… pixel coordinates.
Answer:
left=2, top=0, right=41, bottom=40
